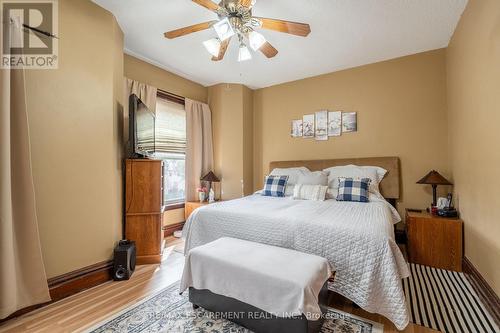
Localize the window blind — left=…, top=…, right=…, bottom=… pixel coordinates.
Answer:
left=155, top=97, right=186, bottom=154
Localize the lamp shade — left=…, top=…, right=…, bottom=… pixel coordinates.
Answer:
left=201, top=171, right=220, bottom=182
left=249, top=31, right=266, bottom=51
left=213, top=17, right=235, bottom=41
left=238, top=45, right=252, bottom=62
left=416, top=170, right=452, bottom=185
left=203, top=38, right=221, bottom=57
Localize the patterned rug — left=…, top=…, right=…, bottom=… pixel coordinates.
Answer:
left=86, top=282, right=383, bottom=333
left=403, top=263, right=499, bottom=333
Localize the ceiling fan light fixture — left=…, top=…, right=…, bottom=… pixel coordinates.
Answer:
left=164, top=0, right=311, bottom=62
left=238, top=44, right=252, bottom=62
left=203, top=38, right=221, bottom=57
left=248, top=31, right=266, bottom=51
left=213, top=18, right=235, bottom=41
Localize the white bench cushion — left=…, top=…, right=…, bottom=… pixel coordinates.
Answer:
left=180, top=237, right=332, bottom=318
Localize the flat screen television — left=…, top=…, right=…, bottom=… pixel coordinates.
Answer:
left=128, top=94, right=155, bottom=158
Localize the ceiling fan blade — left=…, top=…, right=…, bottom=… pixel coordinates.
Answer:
left=239, top=0, right=254, bottom=7
left=212, top=37, right=231, bottom=61
left=164, top=21, right=216, bottom=39
left=192, top=0, right=220, bottom=12
left=255, top=17, right=311, bottom=37
left=260, top=41, right=278, bottom=58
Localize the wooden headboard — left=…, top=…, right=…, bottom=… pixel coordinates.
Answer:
left=269, top=156, right=400, bottom=200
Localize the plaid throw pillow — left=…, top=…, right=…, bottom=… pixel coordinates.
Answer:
left=336, top=178, right=371, bottom=202
left=262, top=175, right=289, bottom=197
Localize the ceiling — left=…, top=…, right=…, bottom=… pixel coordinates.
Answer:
left=93, top=0, right=467, bottom=89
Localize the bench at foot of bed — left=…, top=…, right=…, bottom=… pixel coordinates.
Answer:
left=180, top=237, right=335, bottom=333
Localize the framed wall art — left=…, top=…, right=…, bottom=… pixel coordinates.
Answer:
left=303, top=114, right=315, bottom=138
left=342, top=112, right=357, bottom=133
left=315, top=110, right=328, bottom=141
left=328, top=111, right=342, bottom=136
left=291, top=119, right=303, bottom=137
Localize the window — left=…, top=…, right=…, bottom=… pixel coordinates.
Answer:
left=155, top=95, right=186, bottom=206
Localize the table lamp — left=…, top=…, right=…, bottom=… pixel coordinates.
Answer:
left=417, top=170, right=452, bottom=207
left=200, top=171, right=220, bottom=200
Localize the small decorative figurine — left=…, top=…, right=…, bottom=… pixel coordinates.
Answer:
left=209, top=188, right=215, bottom=203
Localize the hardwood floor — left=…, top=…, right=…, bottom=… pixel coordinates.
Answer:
left=0, top=237, right=437, bottom=333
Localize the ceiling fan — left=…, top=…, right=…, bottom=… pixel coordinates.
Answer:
left=164, top=0, right=311, bottom=62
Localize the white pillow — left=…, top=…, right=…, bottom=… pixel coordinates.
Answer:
left=296, top=171, right=329, bottom=186
left=284, top=185, right=295, bottom=197
left=293, top=184, right=328, bottom=201
left=269, top=167, right=310, bottom=185
left=323, top=165, right=387, bottom=198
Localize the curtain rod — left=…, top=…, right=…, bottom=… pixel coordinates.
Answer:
left=157, top=89, right=185, bottom=105
left=157, top=89, right=185, bottom=101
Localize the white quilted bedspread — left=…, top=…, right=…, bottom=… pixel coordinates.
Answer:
left=183, top=195, right=410, bottom=330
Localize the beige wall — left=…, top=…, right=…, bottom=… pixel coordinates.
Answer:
left=25, top=0, right=124, bottom=278
left=208, top=84, right=254, bottom=199
left=209, top=84, right=244, bottom=199
left=446, top=0, right=500, bottom=294
left=253, top=49, right=451, bottom=216
left=124, top=54, right=207, bottom=103
left=111, top=13, right=125, bottom=249
left=242, top=85, right=254, bottom=195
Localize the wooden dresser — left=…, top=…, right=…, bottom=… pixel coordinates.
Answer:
left=406, top=210, right=463, bottom=271
left=125, top=159, right=164, bottom=264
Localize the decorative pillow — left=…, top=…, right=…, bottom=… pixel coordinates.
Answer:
left=293, top=184, right=328, bottom=201
left=296, top=171, right=329, bottom=186
left=262, top=175, right=289, bottom=197
left=256, top=182, right=295, bottom=197
left=323, top=165, right=387, bottom=198
left=336, top=178, right=371, bottom=202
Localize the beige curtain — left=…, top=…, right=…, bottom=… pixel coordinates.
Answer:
left=125, top=78, right=157, bottom=113
left=0, top=17, right=51, bottom=319
left=185, top=99, right=214, bottom=202
left=124, top=78, right=157, bottom=149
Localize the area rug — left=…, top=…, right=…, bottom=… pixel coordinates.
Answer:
left=403, top=263, right=499, bottom=333
left=86, top=282, right=383, bottom=333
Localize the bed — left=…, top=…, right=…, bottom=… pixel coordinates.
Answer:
left=182, top=157, right=410, bottom=330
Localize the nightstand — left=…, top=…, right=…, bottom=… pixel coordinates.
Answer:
left=406, top=210, right=463, bottom=271
left=185, top=201, right=222, bottom=220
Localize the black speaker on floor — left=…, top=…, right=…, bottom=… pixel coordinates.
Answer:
left=113, top=240, right=136, bottom=281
